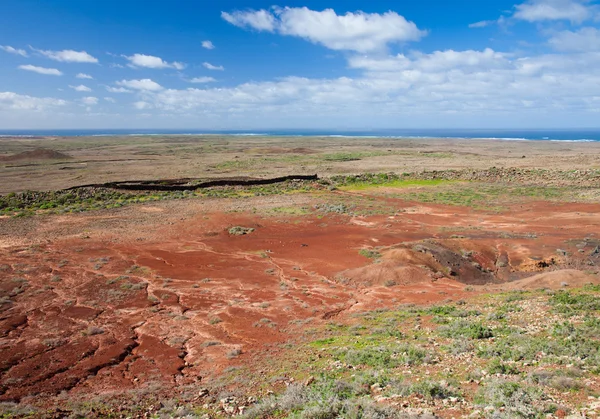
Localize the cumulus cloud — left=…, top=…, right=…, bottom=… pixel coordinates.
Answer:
left=469, top=20, right=494, bottom=28
left=134, top=101, right=151, bottom=109
left=9, top=25, right=600, bottom=127
left=0, top=45, right=27, bottom=56
left=203, top=62, right=224, bottom=71
left=0, top=91, right=66, bottom=110
left=81, top=96, right=98, bottom=105
left=32, top=47, right=99, bottom=63
left=222, top=9, right=277, bottom=31
left=104, top=97, right=116, bottom=103
left=106, top=86, right=132, bottom=93
left=222, top=7, right=426, bottom=52
left=104, top=45, right=600, bottom=126
left=76, top=73, right=93, bottom=79
left=202, top=40, right=215, bottom=50
left=513, top=0, right=596, bottom=23
left=549, top=27, right=600, bottom=51
left=18, top=64, right=63, bottom=76
left=124, top=53, right=185, bottom=70
left=348, top=48, right=508, bottom=72
left=190, top=76, right=217, bottom=83
left=70, top=84, right=92, bottom=92
left=116, top=79, right=163, bottom=91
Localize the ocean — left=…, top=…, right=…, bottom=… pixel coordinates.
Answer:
left=1, top=128, right=600, bottom=142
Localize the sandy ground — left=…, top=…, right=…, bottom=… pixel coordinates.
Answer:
left=2, top=135, right=600, bottom=193
left=1, top=189, right=599, bottom=403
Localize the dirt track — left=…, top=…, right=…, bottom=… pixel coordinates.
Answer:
left=1, top=190, right=599, bottom=403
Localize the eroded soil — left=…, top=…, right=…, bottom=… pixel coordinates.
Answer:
left=1, top=190, right=599, bottom=407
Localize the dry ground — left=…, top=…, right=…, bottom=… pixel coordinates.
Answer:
left=2, top=135, right=600, bottom=193
left=1, top=136, right=600, bottom=418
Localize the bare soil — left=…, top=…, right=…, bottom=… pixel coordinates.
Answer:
left=1, top=189, right=598, bottom=406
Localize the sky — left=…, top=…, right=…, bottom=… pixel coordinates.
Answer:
left=1, top=0, right=600, bottom=129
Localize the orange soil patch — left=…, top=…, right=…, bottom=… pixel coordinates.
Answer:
left=1, top=195, right=599, bottom=402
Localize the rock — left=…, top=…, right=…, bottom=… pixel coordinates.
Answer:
left=304, top=376, right=315, bottom=386
left=370, top=383, right=383, bottom=393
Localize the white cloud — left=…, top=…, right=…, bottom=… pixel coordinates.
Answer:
left=222, top=7, right=426, bottom=52
left=18, top=64, right=63, bottom=76
left=469, top=15, right=507, bottom=29
left=107, top=46, right=600, bottom=127
left=202, top=40, right=215, bottom=50
left=0, top=91, right=66, bottom=110
left=222, top=9, right=276, bottom=31
left=76, top=73, right=93, bottom=79
left=190, top=76, right=217, bottom=83
left=469, top=20, right=494, bottom=28
left=81, top=96, right=98, bottom=105
left=33, top=47, right=99, bottom=63
left=104, top=97, right=116, bottom=103
left=124, top=53, right=185, bottom=70
left=513, top=0, right=596, bottom=23
left=106, top=86, right=132, bottom=93
left=348, top=48, right=509, bottom=72
left=549, top=27, right=600, bottom=51
left=116, top=78, right=163, bottom=91
left=203, top=62, right=224, bottom=71
left=8, top=35, right=600, bottom=127
left=134, top=101, right=151, bottom=110
left=70, top=84, right=92, bottom=92
left=0, top=45, right=27, bottom=57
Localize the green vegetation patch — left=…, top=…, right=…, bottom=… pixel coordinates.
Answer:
left=339, top=343, right=429, bottom=368
left=0, top=179, right=322, bottom=217
left=550, top=290, right=600, bottom=315
left=438, top=319, right=494, bottom=340
left=400, top=183, right=569, bottom=209
left=332, top=172, right=450, bottom=191
left=358, top=248, right=382, bottom=260
left=330, top=173, right=576, bottom=209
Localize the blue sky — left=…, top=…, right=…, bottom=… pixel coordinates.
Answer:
left=1, top=0, right=600, bottom=129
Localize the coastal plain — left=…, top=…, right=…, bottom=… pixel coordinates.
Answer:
left=2, top=134, right=600, bottom=193
left=1, top=135, right=600, bottom=418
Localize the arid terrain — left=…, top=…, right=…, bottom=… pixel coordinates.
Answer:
left=1, top=136, right=600, bottom=418
left=3, top=134, right=600, bottom=194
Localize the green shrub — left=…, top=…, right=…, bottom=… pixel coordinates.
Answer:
left=474, top=379, right=544, bottom=418
left=438, top=320, right=493, bottom=339
left=550, top=291, right=600, bottom=314
left=487, top=358, right=520, bottom=375
left=358, top=249, right=381, bottom=259
left=340, top=343, right=428, bottom=368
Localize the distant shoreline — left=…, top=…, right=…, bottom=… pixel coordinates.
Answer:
left=1, top=128, right=600, bottom=142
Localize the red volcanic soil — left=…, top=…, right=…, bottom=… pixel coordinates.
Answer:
left=1, top=194, right=600, bottom=403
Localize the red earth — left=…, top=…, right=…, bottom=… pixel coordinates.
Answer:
left=1, top=193, right=599, bottom=403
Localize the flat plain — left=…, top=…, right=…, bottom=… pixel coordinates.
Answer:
left=1, top=135, right=600, bottom=418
